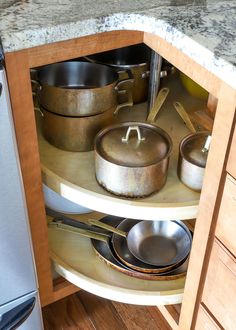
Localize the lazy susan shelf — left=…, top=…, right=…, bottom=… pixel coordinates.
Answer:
left=48, top=227, right=186, bottom=306
left=37, top=75, right=206, bottom=220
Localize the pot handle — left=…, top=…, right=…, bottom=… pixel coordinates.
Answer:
left=48, top=221, right=109, bottom=243
left=146, top=87, right=170, bottom=123
left=31, top=79, right=42, bottom=97
left=122, top=125, right=145, bottom=143
left=34, top=106, right=44, bottom=117
left=173, top=101, right=196, bottom=133
left=114, top=69, right=134, bottom=115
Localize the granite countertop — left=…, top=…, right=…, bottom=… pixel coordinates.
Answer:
left=0, top=0, right=235, bottom=89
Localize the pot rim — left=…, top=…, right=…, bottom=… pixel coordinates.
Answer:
left=36, top=61, right=119, bottom=90
left=179, top=131, right=211, bottom=168
left=95, top=121, right=173, bottom=168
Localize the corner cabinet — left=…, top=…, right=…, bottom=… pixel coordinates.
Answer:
left=5, top=30, right=236, bottom=329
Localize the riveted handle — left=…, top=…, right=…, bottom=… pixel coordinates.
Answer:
left=122, top=125, right=145, bottom=143
left=173, top=101, right=196, bottom=133
left=146, top=87, right=169, bottom=123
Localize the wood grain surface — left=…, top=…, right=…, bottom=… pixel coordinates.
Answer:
left=42, top=291, right=171, bottom=330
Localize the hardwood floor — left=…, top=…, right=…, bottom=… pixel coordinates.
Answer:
left=42, top=291, right=171, bottom=330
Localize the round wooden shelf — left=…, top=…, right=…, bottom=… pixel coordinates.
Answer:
left=49, top=227, right=185, bottom=305
left=38, top=76, right=205, bottom=220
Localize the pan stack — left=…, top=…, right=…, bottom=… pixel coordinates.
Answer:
left=47, top=210, right=192, bottom=281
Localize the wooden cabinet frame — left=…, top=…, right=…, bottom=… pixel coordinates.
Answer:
left=4, top=30, right=236, bottom=329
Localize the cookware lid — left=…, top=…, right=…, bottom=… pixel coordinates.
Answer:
left=180, top=132, right=211, bottom=167
left=95, top=122, right=172, bottom=167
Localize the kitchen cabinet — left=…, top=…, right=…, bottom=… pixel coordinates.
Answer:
left=2, top=13, right=236, bottom=330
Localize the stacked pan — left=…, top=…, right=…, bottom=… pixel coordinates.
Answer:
left=32, top=61, right=134, bottom=151
left=48, top=210, right=192, bottom=281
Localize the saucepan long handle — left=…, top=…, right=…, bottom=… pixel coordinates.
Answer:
left=48, top=221, right=109, bottom=243
left=146, top=87, right=170, bottom=123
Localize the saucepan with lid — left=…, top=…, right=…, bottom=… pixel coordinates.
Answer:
left=173, top=101, right=211, bottom=191
left=94, top=88, right=171, bottom=198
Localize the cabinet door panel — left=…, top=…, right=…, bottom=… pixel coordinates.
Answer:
left=202, top=240, right=236, bottom=330
left=195, top=305, right=221, bottom=330
left=215, top=174, right=236, bottom=256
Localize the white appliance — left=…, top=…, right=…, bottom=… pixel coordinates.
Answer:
left=0, top=46, right=43, bottom=329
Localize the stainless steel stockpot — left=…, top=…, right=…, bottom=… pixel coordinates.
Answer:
left=32, top=61, right=133, bottom=117
left=94, top=122, right=172, bottom=198
left=85, top=43, right=151, bottom=104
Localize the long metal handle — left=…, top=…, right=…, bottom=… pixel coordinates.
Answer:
left=146, top=87, right=169, bottom=123
left=87, top=219, right=127, bottom=237
left=173, top=101, right=196, bottom=133
left=48, top=221, right=109, bottom=243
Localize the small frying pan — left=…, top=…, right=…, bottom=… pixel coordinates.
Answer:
left=91, top=216, right=189, bottom=281
left=111, top=219, right=192, bottom=272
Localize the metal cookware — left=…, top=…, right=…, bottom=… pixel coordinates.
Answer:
left=85, top=43, right=151, bottom=104
left=91, top=216, right=189, bottom=281
left=94, top=88, right=171, bottom=198
left=40, top=104, right=117, bottom=152
left=48, top=214, right=190, bottom=279
left=174, top=101, right=211, bottom=191
left=111, top=219, right=191, bottom=271
left=32, top=61, right=133, bottom=117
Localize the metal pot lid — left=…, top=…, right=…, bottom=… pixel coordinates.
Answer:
left=180, top=132, right=211, bottom=168
left=95, top=122, right=172, bottom=167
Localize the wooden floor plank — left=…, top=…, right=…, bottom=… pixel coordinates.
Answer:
left=42, top=294, right=95, bottom=330
left=77, top=291, right=127, bottom=330
left=42, top=292, right=172, bottom=330
left=112, top=300, right=171, bottom=330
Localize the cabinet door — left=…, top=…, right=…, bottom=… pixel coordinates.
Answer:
left=195, top=305, right=221, bottom=330
left=202, top=239, right=236, bottom=330
left=215, top=174, right=236, bottom=256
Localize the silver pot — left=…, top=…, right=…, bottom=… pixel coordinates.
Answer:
left=85, top=43, right=151, bottom=104
left=178, top=132, right=211, bottom=191
left=94, top=122, right=172, bottom=198
left=32, top=61, right=133, bottom=117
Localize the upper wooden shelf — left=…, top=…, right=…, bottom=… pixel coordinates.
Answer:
left=37, top=74, right=206, bottom=221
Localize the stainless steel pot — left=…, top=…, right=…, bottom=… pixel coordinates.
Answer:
left=40, top=105, right=118, bottom=152
left=94, top=122, right=172, bottom=198
left=32, top=61, right=133, bottom=117
left=178, top=132, right=211, bottom=191
left=85, top=43, right=151, bottom=104
left=173, top=101, right=211, bottom=191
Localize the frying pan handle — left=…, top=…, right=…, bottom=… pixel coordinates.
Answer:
left=87, top=219, right=127, bottom=237
left=121, top=125, right=145, bottom=143
left=48, top=221, right=109, bottom=243
left=173, top=101, right=196, bottom=133
left=146, top=87, right=169, bottom=123
left=114, top=69, right=134, bottom=115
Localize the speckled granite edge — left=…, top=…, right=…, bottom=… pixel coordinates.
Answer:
left=1, top=11, right=236, bottom=90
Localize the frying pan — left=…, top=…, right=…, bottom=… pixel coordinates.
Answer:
left=47, top=206, right=191, bottom=268
left=111, top=219, right=192, bottom=272
left=91, top=216, right=189, bottom=281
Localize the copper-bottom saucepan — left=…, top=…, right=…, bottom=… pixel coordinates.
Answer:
left=31, top=61, right=134, bottom=117
left=39, top=105, right=118, bottom=152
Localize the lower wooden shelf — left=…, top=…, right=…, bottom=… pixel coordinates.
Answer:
left=48, top=226, right=186, bottom=306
